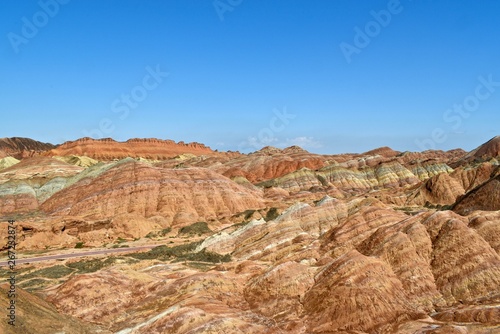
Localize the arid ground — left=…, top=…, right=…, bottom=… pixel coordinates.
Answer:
left=1, top=136, right=499, bottom=333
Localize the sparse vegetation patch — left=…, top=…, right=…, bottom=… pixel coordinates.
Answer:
left=265, top=207, right=279, bottom=221
left=178, top=222, right=212, bottom=236
left=243, top=209, right=256, bottom=220
left=126, top=241, right=230, bottom=264
left=145, top=227, right=172, bottom=239
left=66, top=256, right=136, bottom=274
left=19, top=265, right=75, bottom=280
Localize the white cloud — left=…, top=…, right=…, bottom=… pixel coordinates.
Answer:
left=280, top=136, right=323, bottom=149
left=235, top=136, right=323, bottom=153
left=237, top=136, right=279, bottom=152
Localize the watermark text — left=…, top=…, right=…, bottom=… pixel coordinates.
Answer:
left=7, top=0, right=70, bottom=54
left=6, top=220, right=17, bottom=326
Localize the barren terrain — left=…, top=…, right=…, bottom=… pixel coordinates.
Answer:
left=1, top=136, right=499, bottom=333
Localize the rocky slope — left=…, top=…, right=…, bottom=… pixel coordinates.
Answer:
left=0, top=157, right=84, bottom=215
left=40, top=159, right=265, bottom=226
left=0, top=137, right=55, bottom=159
left=0, top=156, right=20, bottom=170
left=403, top=162, right=497, bottom=207
left=215, top=146, right=327, bottom=183
left=454, top=172, right=500, bottom=215
left=452, top=135, right=500, bottom=166
left=0, top=283, right=110, bottom=333
left=0, top=135, right=499, bottom=333
left=41, top=199, right=500, bottom=333
left=43, top=137, right=215, bottom=161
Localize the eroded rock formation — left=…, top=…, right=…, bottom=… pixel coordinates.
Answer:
left=0, top=137, right=55, bottom=159
left=0, top=135, right=499, bottom=333
left=43, top=137, right=215, bottom=161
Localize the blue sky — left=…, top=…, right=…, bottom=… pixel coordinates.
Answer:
left=1, top=0, right=499, bottom=154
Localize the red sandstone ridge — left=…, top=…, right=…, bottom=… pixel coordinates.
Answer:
left=452, top=135, right=500, bottom=167
left=215, top=146, right=327, bottom=183
left=40, top=159, right=265, bottom=225
left=43, top=137, right=215, bottom=161
left=0, top=137, right=55, bottom=159
left=362, top=146, right=400, bottom=158
left=1, top=135, right=499, bottom=333
left=467, top=135, right=500, bottom=159
left=0, top=157, right=84, bottom=216
left=453, top=171, right=500, bottom=215
left=0, top=283, right=110, bottom=333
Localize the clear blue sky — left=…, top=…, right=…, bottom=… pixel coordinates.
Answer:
left=1, top=0, right=499, bottom=154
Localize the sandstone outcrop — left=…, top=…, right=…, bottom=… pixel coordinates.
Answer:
left=244, top=261, right=315, bottom=323
left=420, top=211, right=500, bottom=304
left=0, top=137, right=55, bottom=159
left=464, top=135, right=500, bottom=160
left=40, top=196, right=500, bottom=333
left=43, top=137, right=215, bottom=161
left=362, top=146, right=400, bottom=158
left=404, top=162, right=497, bottom=207
left=0, top=212, right=171, bottom=250
left=46, top=263, right=278, bottom=333
left=397, top=148, right=467, bottom=165
left=452, top=136, right=500, bottom=167
left=454, top=173, right=500, bottom=215
left=407, top=159, right=453, bottom=180
left=217, top=146, right=326, bottom=183
left=1, top=135, right=499, bottom=333
left=0, top=156, right=20, bottom=170
left=406, top=171, right=465, bottom=206
left=303, top=250, right=425, bottom=333
left=40, top=160, right=265, bottom=226
left=53, top=155, right=99, bottom=167
left=0, top=283, right=110, bottom=333
left=468, top=210, right=500, bottom=253
left=0, top=157, right=84, bottom=215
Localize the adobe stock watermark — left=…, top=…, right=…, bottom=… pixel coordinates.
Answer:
left=238, top=107, right=296, bottom=152
left=415, top=74, right=499, bottom=151
left=83, top=65, right=169, bottom=139
left=213, top=0, right=243, bottom=21
left=339, top=0, right=408, bottom=64
left=7, top=0, right=70, bottom=54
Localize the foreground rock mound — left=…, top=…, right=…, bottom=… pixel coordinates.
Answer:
left=41, top=198, right=500, bottom=333
left=0, top=283, right=109, bottom=333
left=46, top=264, right=277, bottom=333
left=404, top=162, right=497, bottom=207
left=458, top=135, right=500, bottom=165
left=304, top=250, right=425, bottom=333
left=1, top=135, right=499, bottom=333
left=454, top=173, right=500, bottom=215
left=0, top=214, right=164, bottom=250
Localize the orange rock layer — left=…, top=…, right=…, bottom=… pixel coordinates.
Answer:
left=43, top=137, right=216, bottom=160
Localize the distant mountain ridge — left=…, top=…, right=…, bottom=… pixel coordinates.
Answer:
left=42, top=137, right=216, bottom=161
left=1, top=134, right=500, bottom=333
left=1, top=135, right=499, bottom=164
left=0, top=137, right=55, bottom=159
left=462, top=135, right=500, bottom=162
